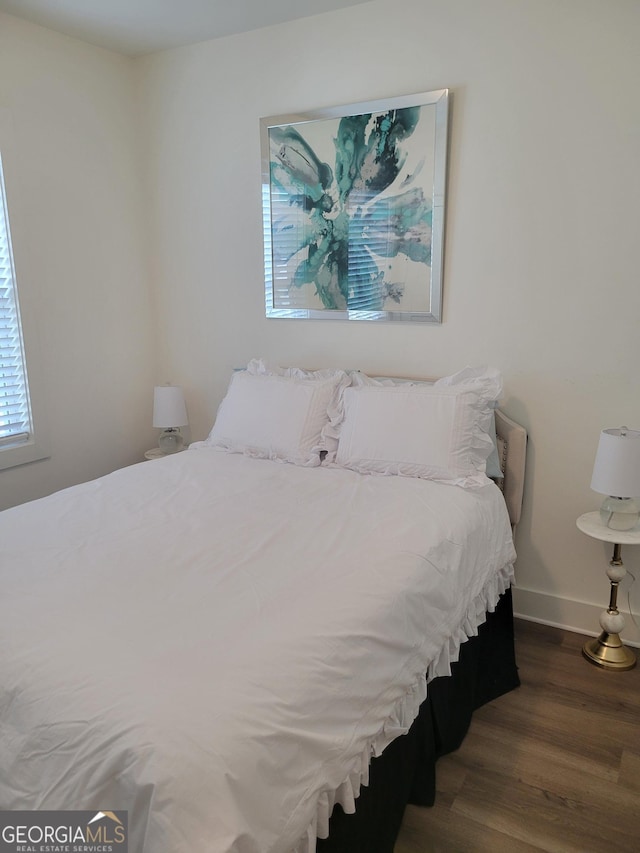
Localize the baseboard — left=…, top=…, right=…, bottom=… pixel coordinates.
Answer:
left=512, top=586, right=640, bottom=649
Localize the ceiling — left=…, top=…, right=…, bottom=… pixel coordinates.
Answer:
left=0, top=0, right=372, bottom=56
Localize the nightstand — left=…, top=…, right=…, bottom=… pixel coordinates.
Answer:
left=144, top=447, right=171, bottom=460
left=576, top=511, right=639, bottom=670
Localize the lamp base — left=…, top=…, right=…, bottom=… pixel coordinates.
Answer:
left=582, top=632, right=636, bottom=671
left=158, top=428, right=184, bottom=454
left=599, top=496, right=640, bottom=531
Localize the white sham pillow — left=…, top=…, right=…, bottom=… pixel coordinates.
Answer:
left=334, top=367, right=502, bottom=487
left=247, top=358, right=344, bottom=385
left=205, top=367, right=349, bottom=466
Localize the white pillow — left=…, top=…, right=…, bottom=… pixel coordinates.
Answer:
left=334, top=367, right=502, bottom=486
left=247, top=358, right=344, bottom=385
left=205, top=367, right=349, bottom=466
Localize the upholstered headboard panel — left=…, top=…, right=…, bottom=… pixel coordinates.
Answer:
left=495, top=409, right=527, bottom=530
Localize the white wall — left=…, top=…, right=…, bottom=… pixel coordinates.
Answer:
left=0, top=13, right=156, bottom=510
left=137, top=0, right=640, bottom=643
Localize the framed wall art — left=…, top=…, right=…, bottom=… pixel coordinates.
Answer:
left=261, top=89, right=449, bottom=322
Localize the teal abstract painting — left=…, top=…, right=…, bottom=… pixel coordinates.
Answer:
left=261, top=90, right=449, bottom=322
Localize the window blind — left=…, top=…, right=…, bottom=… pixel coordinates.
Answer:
left=0, top=155, right=31, bottom=448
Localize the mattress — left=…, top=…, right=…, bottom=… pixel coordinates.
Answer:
left=0, top=448, right=516, bottom=852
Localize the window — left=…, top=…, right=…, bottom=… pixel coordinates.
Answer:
left=0, top=152, right=47, bottom=470
left=0, top=154, right=32, bottom=450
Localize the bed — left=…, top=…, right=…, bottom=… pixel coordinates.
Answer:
left=0, top=362, right=526, bottom=853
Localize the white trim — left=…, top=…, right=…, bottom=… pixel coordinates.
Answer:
left=512, top=586, right=640, bottom=649
left=0, top=434, right=49, bottom=471
left=0, top=431, right=29, bottom=448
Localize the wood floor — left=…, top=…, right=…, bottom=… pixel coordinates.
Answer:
left=394, top=619, right=640, bottom=853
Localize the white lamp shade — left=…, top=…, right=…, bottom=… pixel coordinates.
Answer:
left=591, top=428, right=640, bottom=498
left=153, top=385, right=188, bottom=428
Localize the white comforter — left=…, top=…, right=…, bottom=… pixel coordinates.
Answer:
left=0, top=449, right=515, bottom=853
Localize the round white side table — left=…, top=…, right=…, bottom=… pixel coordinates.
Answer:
left=576, top=511, right=638, bottom=670
left=144, top=447, right=168, bottom=460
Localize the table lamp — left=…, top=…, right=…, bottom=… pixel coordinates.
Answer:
left=590, top=427, right=640, bottom=531
left=153, top=385, right=188, bottom=453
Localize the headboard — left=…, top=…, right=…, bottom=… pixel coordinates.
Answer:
left=495, top=409, right=527, bottom=531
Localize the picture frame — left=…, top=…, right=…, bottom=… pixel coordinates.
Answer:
left=261, top=89, right=449, bottom=323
